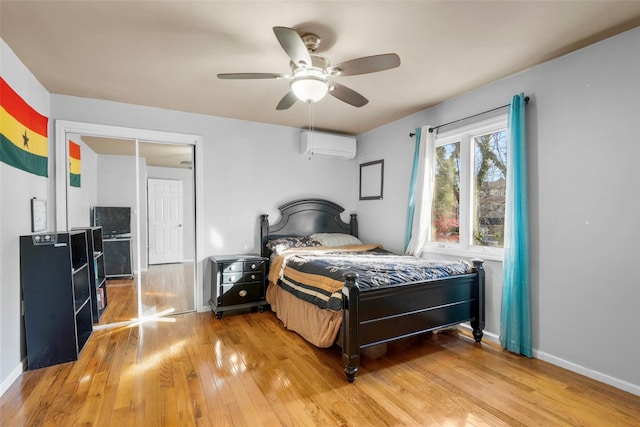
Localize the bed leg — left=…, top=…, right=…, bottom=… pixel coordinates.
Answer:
left=342, top=272, right=360, bottom=382
left=344, top=365, right=358, bottom=382
left=471, top=259, right=485, bottom=343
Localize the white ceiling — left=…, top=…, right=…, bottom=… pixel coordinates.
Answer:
left=1, top=1, right=639, bottom=135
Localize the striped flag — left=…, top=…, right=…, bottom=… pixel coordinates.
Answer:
left=69, top=140, right=81, bottom=187
left=0, top=77, right=48, bottom=177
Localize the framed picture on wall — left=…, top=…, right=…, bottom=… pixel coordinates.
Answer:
left=359, top=159, right=384, bottom=200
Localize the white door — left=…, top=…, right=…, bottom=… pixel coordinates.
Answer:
left=148, top=178, right=184, bottom=265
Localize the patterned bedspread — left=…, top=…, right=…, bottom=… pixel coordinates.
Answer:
left=269, top=245, right=473, bottom=312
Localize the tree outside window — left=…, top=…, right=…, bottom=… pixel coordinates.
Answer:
left=474, top=130, right=507, bottom=247
left=432, top=142, right=460, bottom=243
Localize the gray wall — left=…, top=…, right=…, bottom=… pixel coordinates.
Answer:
left=356, top=27, right=640, bottom=394
left=0, top=39, right=51, bottom=394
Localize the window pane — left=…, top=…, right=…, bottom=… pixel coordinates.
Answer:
left=431, top=142, right=460, bottom=243
left=473, top=130, right=507, bottom=247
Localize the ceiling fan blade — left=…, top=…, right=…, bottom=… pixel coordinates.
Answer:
left=273, top=26, right=312, bottom=67
left=329, top=82, right=369, bottom=107
left=217, top=73, right=285, bottom=79
left=276, top=91, right=298, bottom=110
left=332, top=53, right=401, bottom=76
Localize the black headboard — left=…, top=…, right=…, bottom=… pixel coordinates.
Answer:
left=260, top=198, right=358, bottom=257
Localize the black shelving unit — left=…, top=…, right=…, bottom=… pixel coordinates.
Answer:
left=103, top=237, right=133, bottom=278
left=20, top=231, right=93, bottom=369
left=73, top=227, right=108, bottom=322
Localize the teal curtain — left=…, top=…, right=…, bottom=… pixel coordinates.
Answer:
left=500, top=93, right=532, bottom=357
left=404, top=128, right=421, bottom=251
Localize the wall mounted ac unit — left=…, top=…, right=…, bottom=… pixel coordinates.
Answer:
left=300, top=131, right=357, bottom=159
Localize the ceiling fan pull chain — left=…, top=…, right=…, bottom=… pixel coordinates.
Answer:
left=307, top=103, right=313, bottom=160
left=309, top=101, right=315, bottom=133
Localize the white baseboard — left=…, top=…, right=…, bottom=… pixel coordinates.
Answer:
left=457, top=324, right=640, bottom=397
left=0, top=360, right=25, bottom=398
left=534, top=349, right=640, bottom=397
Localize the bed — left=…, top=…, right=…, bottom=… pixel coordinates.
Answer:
left=260, top=198, right=485, bottom=382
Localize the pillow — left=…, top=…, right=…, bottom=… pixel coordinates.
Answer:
left=266, top=236, right=322, bottom=254
left=310, top=233, right=362, bottom=247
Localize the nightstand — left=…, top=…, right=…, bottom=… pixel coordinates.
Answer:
left=206, top=254, right=267, bottom=319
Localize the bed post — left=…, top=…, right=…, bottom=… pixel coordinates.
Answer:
left=260, top=214, right=269, bottom=257
left=342, top=272, right=360, bottom=382
left=350, top=214, right=358, bottom=238
left=470, top=259, right=485, bottom=342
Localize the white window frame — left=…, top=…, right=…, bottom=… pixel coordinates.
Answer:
left=423, top=114, right=508, bottom=261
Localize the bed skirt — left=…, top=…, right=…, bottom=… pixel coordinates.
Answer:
left=266, top=281, right=342, bottom=348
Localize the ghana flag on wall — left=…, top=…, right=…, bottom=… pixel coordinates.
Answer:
left=69, top=140, right=81, bottom=187
left=0, top=77, right=48, bottom=177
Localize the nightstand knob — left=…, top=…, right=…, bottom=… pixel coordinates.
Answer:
left=230, top=265, right=235, bottom=270
left=250, top=274, right=256, bottom=280
left=239, top=290, right=247, bottom=297
left=251, top=263, right=256, bottom=269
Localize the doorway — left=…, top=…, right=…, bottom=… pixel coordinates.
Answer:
left=55, top=120, right=204, bottom=326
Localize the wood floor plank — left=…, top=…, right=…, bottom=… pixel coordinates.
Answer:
left=3, top=309, right=640, bottom=426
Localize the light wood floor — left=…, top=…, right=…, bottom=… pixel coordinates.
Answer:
left=98, top=262, right=195, bottom=325
left=2, top=309, right=639, bottom=426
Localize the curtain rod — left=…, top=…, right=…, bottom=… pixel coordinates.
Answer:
left=409, top=96, right=530, bottom=137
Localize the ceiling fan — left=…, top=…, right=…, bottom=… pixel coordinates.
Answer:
left=217, top=26, right=401, bottom=110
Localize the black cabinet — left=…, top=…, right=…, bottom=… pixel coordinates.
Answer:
left=92, top=206, right=132, bottom=278
left=73, top=227, right=108, bottom=322
left=20, top=231, right=93, bottom=369
left=104, top=237, right=133, bottom=278
left=207, top=254, right=267, bottom=319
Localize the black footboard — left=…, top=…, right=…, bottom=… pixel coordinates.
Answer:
left=341, top=259, right=485, bottom=382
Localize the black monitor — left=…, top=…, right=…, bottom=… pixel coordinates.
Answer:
left=92, top=206, right=131, bottom=238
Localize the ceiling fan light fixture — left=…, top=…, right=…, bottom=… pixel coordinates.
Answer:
left=291, top=77, right=329, bottom=103
left=219, top=26, right=397, bottom=109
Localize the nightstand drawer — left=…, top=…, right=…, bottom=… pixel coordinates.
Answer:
left=243, top=271, right=262, bottom=282
left=221, top=282, right=262, bottom=305
left=222, top=271, right=262, bottom=284
left=222, top=272, right=243, bottom=284
left=222, top=261, right=243, bottom=273
left=244, top=260, right=264, bottom=271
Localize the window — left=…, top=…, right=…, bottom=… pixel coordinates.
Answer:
left=427, top=114, right=508, bottom=259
